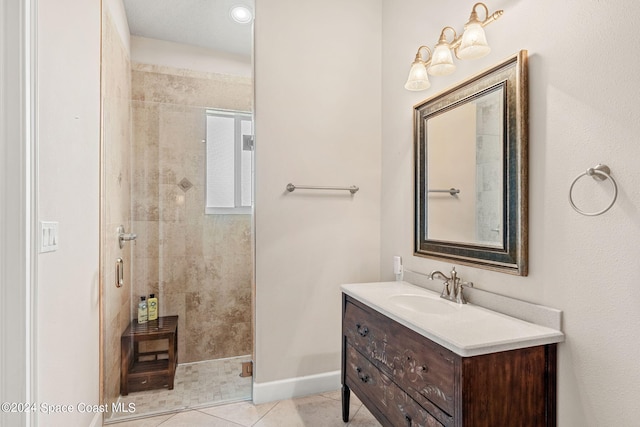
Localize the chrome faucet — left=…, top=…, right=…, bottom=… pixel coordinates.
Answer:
left=428, top=266, right=473, bottom=304
left=428, top=269, right=452, bottom=300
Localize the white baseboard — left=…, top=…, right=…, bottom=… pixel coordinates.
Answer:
left=252, top=370, right=341, bottom=405
left=89, top=412, right=102, bottom=427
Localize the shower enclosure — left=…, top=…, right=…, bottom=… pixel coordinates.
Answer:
left=100, top=1, right=254, bottom=421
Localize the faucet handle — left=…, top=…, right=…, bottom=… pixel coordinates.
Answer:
left=449, top=266, right=458, bottom=282
left=439, top=280, right=451, bottom=298
left=456, top=281, right=474, bottom=304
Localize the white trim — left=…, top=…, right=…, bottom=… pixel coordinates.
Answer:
left=88, top=412, right=102, bottom=427
left=0, top=0, right=37, bottom=426
left=252, top=370, right=341, bottom=405
left=205, top=207, right=252, bottom=215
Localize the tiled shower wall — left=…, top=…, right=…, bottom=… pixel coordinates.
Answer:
left=474, top=91, right=503, bottom=245
left=130, top=63, right=253, bottom=363
left=102, top=8, right=132, bottom=409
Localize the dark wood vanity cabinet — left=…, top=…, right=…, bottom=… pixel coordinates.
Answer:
left=341, top=294, right=557, bottom=427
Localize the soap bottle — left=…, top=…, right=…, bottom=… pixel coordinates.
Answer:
left=148, top=293, right=158, bottom=321
left=137, top=296, right=148, bottom=324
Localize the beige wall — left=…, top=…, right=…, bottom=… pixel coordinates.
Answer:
left=36, top=0, right=101, bottom=425
left=381, top=1, right=640, bottom=425
left=101, top=5, right=132, bottom=410
left=254, top=0, right=382, bottom=385
left=130, top=64, right=253, bottom=363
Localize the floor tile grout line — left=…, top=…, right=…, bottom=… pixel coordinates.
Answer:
left=154, top=411, right=178, bottom=426
left=249, top=400, right=275, bottom=427
left=193, top=408, right=247, bottom=427
left=346, top=403, right=364, bottom=426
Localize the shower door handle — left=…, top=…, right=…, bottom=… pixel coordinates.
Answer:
left=116, top=258, right=124, bottom=288
left=117, top=224, right=137, bottom=249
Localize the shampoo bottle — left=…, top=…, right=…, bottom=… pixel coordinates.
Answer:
left=137, top=296, right=148, bottom=324
left=148, top=293, right=158, bottom=321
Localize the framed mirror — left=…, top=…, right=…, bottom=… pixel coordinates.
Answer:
left=414, top=50, right=528, bottom=275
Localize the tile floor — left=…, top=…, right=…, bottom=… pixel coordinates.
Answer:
left=107, top=357, right=252, bottom=423
left=106, top=390, right=381, bottom=427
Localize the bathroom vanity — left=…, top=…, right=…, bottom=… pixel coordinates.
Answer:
left=341, top=282, right=564, bottom=427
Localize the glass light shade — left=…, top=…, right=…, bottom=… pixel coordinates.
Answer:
left=428, top=43, right=456, bottom=76
left=457, top=22, right=491, bottom=60
left=404, top=60, right=430, bottom=91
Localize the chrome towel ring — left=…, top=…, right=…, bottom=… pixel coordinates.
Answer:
left=569, top=164, right=618, bottom=216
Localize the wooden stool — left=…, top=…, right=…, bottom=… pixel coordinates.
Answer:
left=120, top=315, right=178, bottom=395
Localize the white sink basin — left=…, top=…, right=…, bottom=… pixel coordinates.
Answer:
left=388, top=293, right=460, bottom=316
left=341, top=281, right=564, bottom=357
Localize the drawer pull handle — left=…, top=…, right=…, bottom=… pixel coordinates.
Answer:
left=356, top=368, right=370, bottom=383
left=405, top=414, right=412, bottom=426
left=356, top=324, right=369, bottom=337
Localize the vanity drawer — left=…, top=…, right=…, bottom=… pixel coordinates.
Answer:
left=344, top=297, right=455, bottom=416
left=346, top=344, right=444, bottom=427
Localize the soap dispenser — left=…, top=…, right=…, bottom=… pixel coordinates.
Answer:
left=148, top=293, right=158, bottom=321
left=137, top=296, right=148, bottom=324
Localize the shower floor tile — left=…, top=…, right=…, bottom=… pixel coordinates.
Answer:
left=106, top=356, right=252, bottom=423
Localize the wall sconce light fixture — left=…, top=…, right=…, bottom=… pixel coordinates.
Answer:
left=404, top=2, right=503, bottom=91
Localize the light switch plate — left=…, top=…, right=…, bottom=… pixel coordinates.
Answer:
left=40, top=221, right=59, bottom=253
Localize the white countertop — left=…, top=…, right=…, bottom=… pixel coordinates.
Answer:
left=341, top=281, right=564, bottom=357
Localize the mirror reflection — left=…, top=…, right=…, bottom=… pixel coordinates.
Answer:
left=426, top=87, right=504, bottom=247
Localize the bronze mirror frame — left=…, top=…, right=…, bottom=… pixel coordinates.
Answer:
left=414, top=50, right=528, bottom=276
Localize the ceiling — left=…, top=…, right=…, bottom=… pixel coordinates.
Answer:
left=123, top=0, right=254, bottom=59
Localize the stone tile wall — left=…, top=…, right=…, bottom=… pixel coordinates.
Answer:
left=475, top=90, right=503, bottom=245
left=130, top=63, right=253, bottom=363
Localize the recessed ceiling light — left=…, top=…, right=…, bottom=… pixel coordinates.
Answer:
left=230, top=5, right=252, bottom=24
